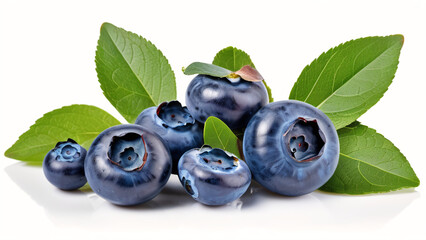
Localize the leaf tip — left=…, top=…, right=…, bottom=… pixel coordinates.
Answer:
left=397, top=34, right=404, bottom=45
left=216, top=46, right=237, bottom=55
left=414, top=181, right=420, bottom=187
left=100, top=22, right=114, bottom=31
left=4, top=144, right=20, bottom=161
left=388, top=34, right=404, bottom=46
left=4, top=147, right=12, bottom=158
left=411, top=174, right=420, bottom=187
left=204, top=116, right=219, bottom=124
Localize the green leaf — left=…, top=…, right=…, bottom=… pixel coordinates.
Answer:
left=320, top=122, right=420, bottom=194
left=183, top=62, right=232, bottom=77
left=96, top=22, right=176, bottom=123
left=4, top=105, right=121, bottom=162
left=213, top=46, right=255, bottom=71
left=213, top=46, right=274, bottom=102
left=203, top=117, right=241, bottom=159
left=289, top=35, right=403, bottom=129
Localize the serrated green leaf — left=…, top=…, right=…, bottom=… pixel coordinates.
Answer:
left=320, top=122, right=420, bottom=194
left=213, top=46, right=255, bottom=71
left=290, top=35, right=403, bottom=129
left=96, top=22, right=176, bottom=123
left=4, top=105, right=121, bottom=162
left=203, top=117, right=241, bottom=159
left=213, top=46, right=274, bottom=102
left=183, top=62, right=232, bottom=77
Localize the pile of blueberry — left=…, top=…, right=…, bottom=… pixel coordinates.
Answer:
left=43, top=71, right=339, bottom=206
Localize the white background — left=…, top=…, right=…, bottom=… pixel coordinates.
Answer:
left=1, top=0, right=425, bottom=239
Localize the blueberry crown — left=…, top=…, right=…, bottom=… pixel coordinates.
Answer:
left=283, top=117, right=325, bottom=163
left=107, top=132, right=148, bottom=171
left=156, top=101, right=195, bottom=129
left=198, top=146, right=239, bottom=171
left=53, top=138, right=82, bottom=162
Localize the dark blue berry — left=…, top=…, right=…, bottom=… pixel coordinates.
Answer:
left=135, top=101, right=203, bottom=174
left=84, top=124, right=172, bottom=206
left=42, top=138, right=87, bottom=190
left=186, top=75, right=268, bottom=130
left=243, top=100, right=339, bottom=196
left=178, top=147, right=251, bottom=205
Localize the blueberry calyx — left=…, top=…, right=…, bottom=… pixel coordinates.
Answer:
left=283, top=117, right=325, bottom=163
left=198, top=147, right=239, bottom=171
left=156, top=101, right=195, bottom=129
left=54, top=138, right=82, bottom=162
left=225, top=73, right=241, bottom=83
left=107, top=133, right=148, bottom=171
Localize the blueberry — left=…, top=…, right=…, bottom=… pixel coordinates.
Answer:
left=42, top=138, right=87, bottom=190
left=84, top=124, right=172, bottom=206
left=243, top=100, right=339, bottom=196
left=135, top=101, right=203, bottom=174
left=178, top=146, right=251, bottom=205
left=186, top=74, right=268, bottom=130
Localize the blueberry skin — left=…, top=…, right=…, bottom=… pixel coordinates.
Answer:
left=186, top=74, right=268, bottom=130
left=85, top=124, right=172, bottom=206
left=243, top=100, right=339, bottom=196
left=178, top=147, right=251, bottom=206
left=135, top=101, right=203, bottom=174
left=42, top=139, right=87, bottom=190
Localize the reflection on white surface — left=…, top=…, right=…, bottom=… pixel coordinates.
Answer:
left=5, top=162, right=420, bottom=233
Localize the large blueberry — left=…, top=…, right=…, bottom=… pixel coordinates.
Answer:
left=243, top=100, right=339, bottom=196
left=135, top=101, right=203, bottom=174
left=186, top=74, right=268, bottom=130
left=43, top=138, right=87, bottom=190
left=85, top=124, right=172, bottom=206
left=178, top=147, right=251, bottom=205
